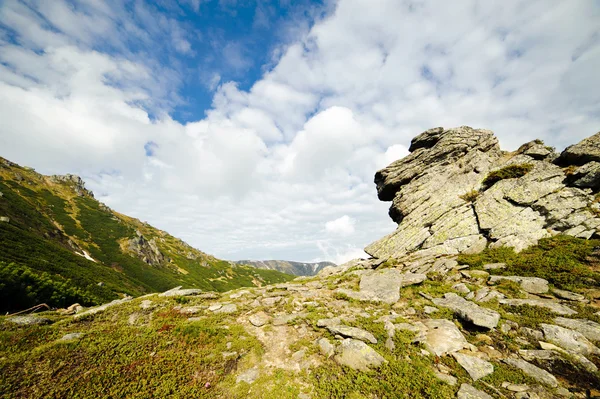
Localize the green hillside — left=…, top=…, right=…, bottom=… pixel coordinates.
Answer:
left=0, top=157, right=293, bottom=312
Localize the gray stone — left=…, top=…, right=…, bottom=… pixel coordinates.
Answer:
left=325, top=325, right=377, bottom=344
left=483, top=263, right=506, bottom=270
left=452, top=353, right=494, bottom=381
left=318, top=337, right=335, bottom=357
left=357, top=269, right=426, bottom=304
left=262, top=296, right=283, bottom=306
left=213, top=304, right=237, bottom=314
left=556, top=131, right=600, bottom=166
left=551, top=288, right=586, bottom=302
left=540, top=323, right=600, bottom=355
left=159, top=286, right=203, bottom=297
left=75, top=297, right=132, bottom=319
left=499, top=299, right=577, bottom=316
left=457, top=383, right=494, bottom=399
left=7, top=315, right=52, bottom=326
left=0, top=216, right=9, bottom=223
left=419, top=319, right=472, bottom=356
left=452, top=283, right=471, bottom=294
left=432, top=293, right=500, bottom=329
left=272, top=313, right=307, bottom=326
left=248, top=312, right=270, bottom=327
left=423, top=306, right=439, bottom=314
left=503, top=358, right=558, bottom=387
left=434, top=372, right=457, bottom=386
left=553, top=317, right=600, bottom=341
left=139, top=300, right=157, bottom=310
left=334, top=339, right=387, bottom=371
left=59, top=332, right=84, bottom=341
left=317, top=317, right=341, bottom=328
left=488, top=275, right=549, bottom=294
left=208, top=304, right=222, bottom=311
left=236, top=367, right=259, bottom=384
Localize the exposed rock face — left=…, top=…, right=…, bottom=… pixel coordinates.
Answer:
left=366, top=127, right=600, bottom=261
left=50, top=174, right=94, bottom=197
left=128, top=231, right=167, bottom=267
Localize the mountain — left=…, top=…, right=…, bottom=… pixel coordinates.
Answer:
left=0, top=157, right=293, bottom=312
left=2, top=127, right=600, bottom=399
left=234, top=260, right=336, bottom=276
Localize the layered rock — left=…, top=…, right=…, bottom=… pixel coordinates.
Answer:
left=366, top=127, right=600, bottom=261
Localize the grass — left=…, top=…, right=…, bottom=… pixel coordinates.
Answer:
left=457, top=235, right=600, bottom=292
left=481, top=163, right=534, bottom=189
left=460, top=190, right=480, bottom=203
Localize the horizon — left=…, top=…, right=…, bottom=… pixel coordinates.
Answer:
left=1, top=0, right=599, bottom=263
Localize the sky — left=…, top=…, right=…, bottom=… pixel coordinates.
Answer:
left=0, top=0, right=599, bottom=264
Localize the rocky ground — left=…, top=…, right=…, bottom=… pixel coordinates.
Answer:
left=2, top=242, right=600, bottom=398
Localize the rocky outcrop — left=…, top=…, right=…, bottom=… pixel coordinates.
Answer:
left=366, top=127, right=600, bottom=261
left=128, top=230, right=167, bottom=267
left=50, top=174, right=94, bottom=197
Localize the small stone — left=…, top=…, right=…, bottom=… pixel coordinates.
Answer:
left=7, top=316, right=51, bottom=326
left=483, top=263, right=506, bottom=270
left=58, top=332, right=84, bottom=341
left=502, top=383, right=529, bottom=392
left=213, top=304, right=237, bottom=314
left=248, top=312, right=270, bottom=327
left=419, top=319, right=472, bottom=356
left=334, top=338, right=387, bottom=371
left=435, top=372, right=457, bottom=386
left=159, top=287, right=203, bottom=297
left=236, top=367, right=259, bottom=384
left=457, top=383, right=493, bottom=399
left=452, top=353, right=494, bottom=381
left=325, top=325, right=377, bottom=344
left=424, top=306, right=439, bottom=314
left=452, top=283, right=471, bottom=294
left=551, top=288, right=586, bottom=302
left=140, top=300, right=156, bottom=310
left=318, top=337, right=335, bottom=357
left=208, top=304, right=223, bottom=311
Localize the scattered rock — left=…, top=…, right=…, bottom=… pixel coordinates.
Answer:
left=452, top=352, right=494, bottom=381
left=452, top=283, right=471, bottom=294
left=483, top=263, right=506, bottom=270
left=435, top=372, right=457, bottom=386
left=208, top=304, right=222, bottom=311
left=553, top=317, right=600, bottom=341
left=159, top=286, right=203, bottom=297
left=318, top=337, right=335, bottom=357
left=140, top=300, right=156, bottom=310
left=432, top=293, right=500, bottom=329
left=503, top=358, right=558, bottom=387
left=423, top=306, right=439, bottom=314
left=262, top=296, right=283, bottom=307
left=333, top=338, right=387, bottom=371
left=488, top=275, right=549, bottom=294
left=213, top=304, right=237, bottom=314
left=249, top=312, right=270, bottom=327
left=499, top=299, right=577, bottom=316
left=501, top=382, right=529, bottom=392
left=419, top=319, right=473, bottom=356
left=540, top=323, right=600, bottom=356
left=58, top=332, right=84, bottom=341
left=7, top=315, right=52, bottom=326
left=356, top=269, right=426, bottom=304
left=75, top=297, right=132, bottom=319
left=457, top=383, right=494, bottom=399
left=325, top=325, right=377, bottom=344
left=236, top=367, right=259, bottom=384
left=551, top=288, right=586, bottom=302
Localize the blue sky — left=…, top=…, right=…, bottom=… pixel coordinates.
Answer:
left=0, top=0, right=599, bottom=263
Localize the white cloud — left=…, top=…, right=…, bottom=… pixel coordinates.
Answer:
left=325, top=215, right=356, bottom=236
left=0, top=0, right=599, bottom=263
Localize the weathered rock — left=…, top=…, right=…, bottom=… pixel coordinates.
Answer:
left=483, top=262, right=506, bottom=270
left=128, top=231, right=167, bottom=267
left=551, top=288, right=587, bottom=302
left=365, top=127, right=600, bottom=260
left=432, top=293, right=500, bottom=329
left=434, top=372, right=458, bottom=386
left=503, top=358, right=558, bottom=387
left=457, top=383, right=494, bottom=399
left=356, top=269, right=426, bottom=304
left=7, top=315, right=52, bottom=326
left=249, top=312, right=270, bottom=327
left=488, top=275, right=549, bottom=294
left=452, top=353, right=494, bottom=381
left=556, top=131, right=600, bottom=166
left=272, top=313, right=307, bottom=326
left=499, top=299, right=577, bottom=316
left=213, top=304, right=237, bottom=314
left=537, top=342, right=599, bottom=373
left=334, top=339, right=387, bottom=371
left=553, top=317, right=600, bottom=341
left=418, top=319, right=472, bottom=356
left=540, top=323, right=600, bottom=355
left=318, top=337, right=335, bottom=358
left=59, top=332, right=84, bottom=341
left=159, top=286, right=203, bottom=297
left=236, top=367, right=259, bottom=384
left=325, top=325, right=377, bottom=344
left=75, top=297, right=132, bottom=319
left=452, top=283, right=471, bottom=294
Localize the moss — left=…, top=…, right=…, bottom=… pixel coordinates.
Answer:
left=459, top=190, right=480, bottom=203
left=457, top=235, right=600, bottom=292
left=481, top=163, right=534, bottom=189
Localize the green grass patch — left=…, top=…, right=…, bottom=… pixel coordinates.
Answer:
left=482, top=163, right=534, bottom=189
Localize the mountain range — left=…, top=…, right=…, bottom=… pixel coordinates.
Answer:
left=233, top=260, right=336, bottom=276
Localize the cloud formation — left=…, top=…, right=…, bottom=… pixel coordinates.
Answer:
left=1, top=0, right=599, bottom=262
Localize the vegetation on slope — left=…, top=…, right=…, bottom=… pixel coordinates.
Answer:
left=0, top=158, right=293, bottom=312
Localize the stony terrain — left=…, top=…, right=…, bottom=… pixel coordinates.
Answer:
left=1, top=127, right=600, bottom=398
left=234, top=260, right=336, bottom=276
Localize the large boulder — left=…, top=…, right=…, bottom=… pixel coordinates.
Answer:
left=333, top=339, right=387, bottom=371
left=366, top=127, right=600, bottom=261
left=432, top=293, right=500, bottom=329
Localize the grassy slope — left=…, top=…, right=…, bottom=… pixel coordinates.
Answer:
left=0, top=159, right=293, bottom=312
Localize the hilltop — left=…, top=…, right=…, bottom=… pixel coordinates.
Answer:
left=0, top=158, right=293, bottom=312
left=1, top=127, right=600, bottom=399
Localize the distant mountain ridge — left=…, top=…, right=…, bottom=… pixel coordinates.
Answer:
left=0, top=156, right=293, bottom=312
left=234, top=260, right=336, bottom=276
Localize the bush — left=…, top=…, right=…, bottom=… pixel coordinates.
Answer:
left=482, top=163, right=534, bottom=189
